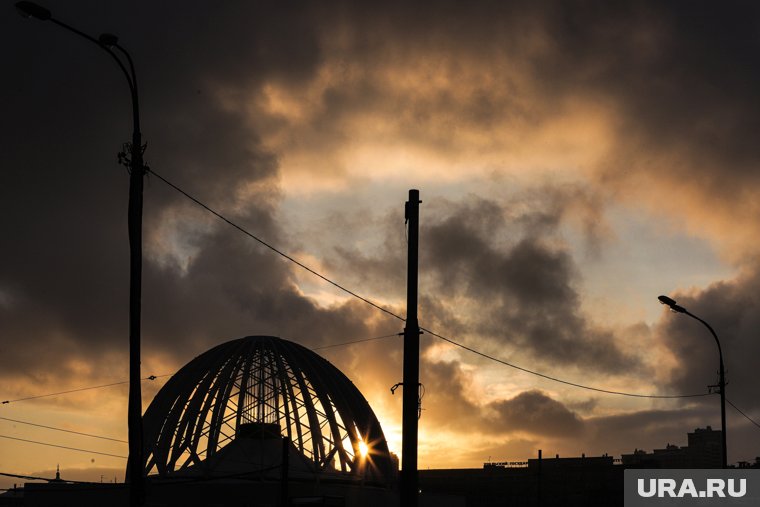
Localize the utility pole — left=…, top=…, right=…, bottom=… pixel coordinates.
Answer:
left=14, top=3, right=147, bottom=503
left=658, top=295, right=728, bottom=468
left=401, top=189, right=421, bottom=507
left=127, top=97, right=146, bottom=505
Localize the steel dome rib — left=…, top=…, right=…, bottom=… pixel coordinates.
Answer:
left=140, top=336, right=394, bottom=483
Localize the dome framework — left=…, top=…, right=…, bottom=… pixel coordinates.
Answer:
left=141, top=336, right=393, bottom=482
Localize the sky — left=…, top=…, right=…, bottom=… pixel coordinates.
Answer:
left=2, top=0, right=760, bottom=488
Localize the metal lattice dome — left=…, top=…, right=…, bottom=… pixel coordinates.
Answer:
left=141, top=336, right=394, bottom=483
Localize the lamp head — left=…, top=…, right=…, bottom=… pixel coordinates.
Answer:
left=658, top=295, right=686, bottom=313
left=15, top=1, right=51, bottom=20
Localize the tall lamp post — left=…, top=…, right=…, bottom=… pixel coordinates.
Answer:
left=658, top=295, right=727, bottom=469
left=16, top=2, right=146, bottom=504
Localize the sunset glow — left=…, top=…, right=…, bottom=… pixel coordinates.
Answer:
left=4, top=0, right=760, bottom=493
left=359, top=440, right=369, bottom=459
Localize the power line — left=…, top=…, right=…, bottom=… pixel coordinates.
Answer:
left=149, top=171, right=717, bottom=401
left=312, top=333, right=400, bottom=351
left=421, top=327, right=712, bottom=399
left=0, top=464, right=285, bottom=492
left=0, top=333, right=398, bottom=405
left=0, top=334, right=399, bottom=404
left=148, top=168, right=406, bottom=323
left=0, top=417, right=126, bottom=443
left=0, top=471, right=97, bottom=484
left=727, top=398, right=760, bottom=429
left=0, top=471, right=53, bottom=482
left=1, top=374, right=171, bottom=405
left=0, top=435, right=126, bottom=459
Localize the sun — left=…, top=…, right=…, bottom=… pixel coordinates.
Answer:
left=358, top=440, right=369, bottom=458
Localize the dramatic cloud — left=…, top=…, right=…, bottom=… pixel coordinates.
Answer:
left=487, top=390, right=585, bottom=438
left=655, top=266, right=760, bottom=413
left=4, top=0, right=760, bottom=485
left=420, top=360, right=582, bottom=439
left=421, top=194, right=638, bottom=373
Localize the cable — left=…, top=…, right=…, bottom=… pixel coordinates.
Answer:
left=0, top=463, right=288, bottom=493
left=148, top=171, right=717, bottom=400
left=0, top=417, right=127, bottom=443
left=312, top=333, right=400, bottom=351
left=0, top=471, right=53, bottom=482
left=727, top=399, right=760, bottom=429
left=0, top=334, right=398, bottom=405
left=0, top=332, right=400, bottom=404
left=421, top=327, right=712, bottom=399
left=148, top=168, right=406, bottom=323
left=0, top=471, right=97, bottom=484
left=0, top=435, right=126, bottom=459
left=1, top=374, right=171, bottom=405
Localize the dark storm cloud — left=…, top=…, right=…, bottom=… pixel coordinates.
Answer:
left=341, top=0, right=760, bottom=183
left=418, top=359, right=725, bottom=457
left=515, top=1, right=760, bottom=250
left=527, top=0, right=760, bottom=456
left=455, top=394, right=722, bottom=460
left=422, top=194, right=637, bottom=373
left=488, top=390, right=584, bottom=438
left=420, top=358, right=585, bottom=439
left=0, top=1, right=360, bottom=390
left=4, top=0, right=760, bottom=467
left=655, top=269, right=760, bottom=414
left=577, top=3, right=760, bottom=183
left=142, top=223, right=384, bottom=356
left=317, top=186, right=632, bottom=372
left=327, top=207, right=408, bottom=303
left=267, top=0, right=760, bottom=250
left=421, top=360, right=481, bottom=431
left=584, top=406, right=715, bottom=457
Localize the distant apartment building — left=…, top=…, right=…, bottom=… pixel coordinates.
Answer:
left=621, top=426, right=722, bottom=468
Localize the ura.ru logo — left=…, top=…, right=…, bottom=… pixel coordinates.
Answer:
left=637, top=478, right=746, bottom=498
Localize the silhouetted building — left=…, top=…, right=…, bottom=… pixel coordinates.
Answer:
left=527, top=454, right=614, bottom=469
left=0, top=484, right=24, bottom=506
left=621, top=426, right=722, bottom=469
left=419, top=453, right=623, bottom=507
left=687, top=426, right=722, bottom=468
left=19, top=336, right=398, bottom=507
left=736, top=457, right=760, bottom=469
left=417, top=431, right=735, bottom=507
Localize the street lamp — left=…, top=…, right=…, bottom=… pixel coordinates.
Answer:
left=658, top=295, right=728, bottom=468
left=16, top=2, right=147, bottom=503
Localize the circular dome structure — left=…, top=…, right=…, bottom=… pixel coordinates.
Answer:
left=142, top=336, right=394, bottom=484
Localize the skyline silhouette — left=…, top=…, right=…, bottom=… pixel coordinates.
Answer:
left=3, top=0, right=760, bottom=496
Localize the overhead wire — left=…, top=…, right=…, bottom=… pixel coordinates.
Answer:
left=727, top=398, right=760, bottom=429
left=311, top=333, right=400, bottom=351
left=1, top=374, right=172, bottom=405
left=0, top=334, right=401, bottom=405
left=0, top=471, right=103, bottom=484
left=2, top=357, right=756, bottom=466
left=1, top=471, right=52, bottom=482
left=422, top=327, right=712, bottom=399
left=148, top=170, right=722, bottom=401
left=0, top=416, right=126, bottom=443
left=0, top=435, right=126, bottom=459
left=1, top=465, right=285, bottom=491
left=148, top=168, right=405, bottom=323
left=6, top=171, right=758, bottom=477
